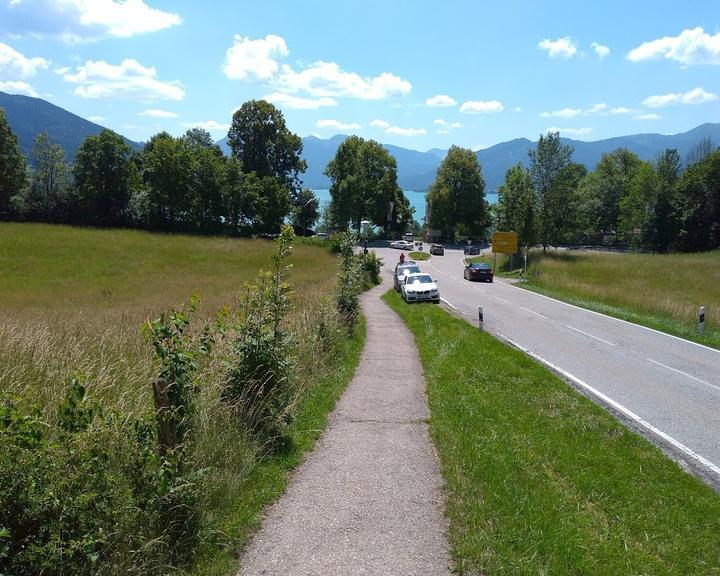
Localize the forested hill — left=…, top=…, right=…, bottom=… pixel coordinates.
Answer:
left=0, top=91, right=141, bottom=162
left=219, top=123, right=720, bottom=192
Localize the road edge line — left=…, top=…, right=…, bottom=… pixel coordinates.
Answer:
left=498, top=279, right=720, bottom=355
left=500, top=334, right=720, bottom=484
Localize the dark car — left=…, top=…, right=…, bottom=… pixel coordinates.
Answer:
left=429, top=244, right=444, bottom=255
left=464, top=245, right=482, bottom=256
left=464, top=262, right=494, bottom=282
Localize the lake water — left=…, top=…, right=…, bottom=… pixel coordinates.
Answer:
left=312, top=189, right=498, bottom=224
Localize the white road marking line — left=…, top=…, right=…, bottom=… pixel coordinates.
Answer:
left=497, top=279, right=720, bottom=356
left=440, top=298, right=457, bottom=310
left=647, top=359, right=720, bottom=393
left=520, top=306, right=549, bottom=319
left=501, top=335, right=720, bottom=479
left=565, top=325, right=616, bottom=346
left=448, top=275, right=458, bottom=281
left=492, top=295, right=511, bottom=304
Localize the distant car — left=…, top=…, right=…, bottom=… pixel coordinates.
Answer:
left=429, top=244, right=444, bottom=256
left=394, top=262, right=421, bottom=291
left=464, top=262, right=494, bottom=282
left=464, top=245, right=482, bottom=256
left=313, top=232, right=328, bottom=240
left=401, top=273, right=440, bottom=303
left=390, top=240, right=414, bottom=250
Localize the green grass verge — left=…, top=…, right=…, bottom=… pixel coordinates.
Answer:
left=186, top=317, right=366, bottom=575
left=409, top=251, right=431, bottom=260
left=384, top=289, right=720, bottom=575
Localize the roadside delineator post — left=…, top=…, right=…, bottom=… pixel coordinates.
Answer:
left=699, top=306, right=706, bottom=336
left=478, top=306, right=484, bottom=331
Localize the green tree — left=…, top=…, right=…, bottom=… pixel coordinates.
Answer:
left=227, top=100, right=306, bottom=192
left=182, top=128, right=226, bottom=232
left=618, top=162, right=660, bottom=247
left=647, top=149, right=681, bottom=252
left=529, top=132, right=573, bottom=250
left=13, top=132, right=70, bottom=221
left=0, top=109, right=26, bottom=218
left=291, top=188, right=320, bottom=235
left=74, top=129, right=136, bottom=226
left=426, top=145, right=488, bottom=242
left=325, top=136, right=411, bottom=234
left=675, top=149, right=720, bottom=251
left=496, top=163, right=538, bottom=246
left=143, top=132, right=195, bottom=228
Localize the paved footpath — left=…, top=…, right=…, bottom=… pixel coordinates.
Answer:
left=238, top=275, right=451, bottom=576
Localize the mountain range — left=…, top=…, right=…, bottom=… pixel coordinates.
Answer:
left=2, top=91, right=718, bottom=192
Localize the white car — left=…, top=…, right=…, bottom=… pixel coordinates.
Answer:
left=401, top=273, right=440, bottom=303
left=390, top=240, right=414, bottom=250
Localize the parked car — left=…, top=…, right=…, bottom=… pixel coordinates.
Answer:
left=394, top=262, right=421, bottom=291
left=401, top=273, right=440, bottom=303
left=390, top=240, right=414, bottom=250
left=429, top=244, right=444, bottom=255
left=464, top=245, right=482, bottom=256
left=463, top=262, right=494, bottom=282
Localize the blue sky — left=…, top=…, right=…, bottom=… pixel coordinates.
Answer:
left=0, top=0, right=718, bottom=151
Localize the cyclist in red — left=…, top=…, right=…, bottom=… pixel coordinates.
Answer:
left=399, top=252, right=406, bottom=264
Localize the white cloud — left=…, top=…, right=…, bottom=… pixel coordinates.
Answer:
left=436, top=129, right=450, bottom=134
left=140, top=108, right=177, bottom=118
left=223, top=34, right=288, bottom=81
left=538, top=36, right=577, bottom=58
left=87, top=115, right=105, bottom=123
left=433, top=118, right=462, bottom=128
left=0, top=42, right=49, bottom=77
left=634, top=113, right=661, bottom=120
left=222, top=34, right=411, bottom=101
left=541, top=107, right=581, bottom=119
left=181, top=120, right=230, bottom=133
left=514, top=106, right=522, bottom=112
left=426, top=94, right=456, bottom=107
left=276, top=61, right=411, bottom=100
left=459, top=100, right=503, bottom=114
left=371, top=119, right=425, bottom=137
left=60, top=58, right=185, bottom=101
left=642, top=87, right=718, bottom=108
left=546, top=126, right=592, bottom=137
left=316, top=119, right=362, bottom=131
left=627, top=27, right=720, bottom=66
left=7, top=0, right=180, bottom=41
left=540, top=102, right=608, bottom=118
left=386, top=126, right=426, bottom=137
left=610, top=107, right=631, bottom=115
left=591, top=42, right=610, bottom=60
left=0, top=79, right=38, bottom=96
left=264, top=92, right=337, bottom=109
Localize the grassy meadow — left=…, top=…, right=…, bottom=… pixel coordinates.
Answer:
left=385, top=289, right=720, bottom=575
left=480, top=249, right=720, bottom=348
left=0, top=223, right=363, bottom=575
left=0, top=222, right=338, bottom=412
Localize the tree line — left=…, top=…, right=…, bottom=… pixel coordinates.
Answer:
left=0, top=100, right=320, bottom=236
left=495, top=132, right=720, bottom=253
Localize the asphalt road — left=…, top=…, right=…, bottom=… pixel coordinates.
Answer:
left=378, top=246, right=720, bottom=484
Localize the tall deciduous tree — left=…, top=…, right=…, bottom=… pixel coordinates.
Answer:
left=647, top=148, right=681, bottom=252
left=426, top=145, right=488, bottom=242
left=529, top=132, right=572, bottom=250
left=0, top=109, right=26, bottom=218
left=675, top=149, right=720, bottom=251
left=14, top=131, right=70, bottom=220
left=182, top=128, right=225, bottom=232
left=496, top=164, right=537, bottom=246
left=227, top=100, right=306, bottom=192
left=291, top=188, right=320, bottom=235
left=74, top=129, right=136, bottom=226
left=325, top=136, right=412, bottom=234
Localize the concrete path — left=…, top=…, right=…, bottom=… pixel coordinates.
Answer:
left=238, top=275, right=451, bottom=576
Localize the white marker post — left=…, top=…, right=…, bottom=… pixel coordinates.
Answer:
left=478, top=306, right=484, bottom=331
left=699, top=306, right=706, bottom=336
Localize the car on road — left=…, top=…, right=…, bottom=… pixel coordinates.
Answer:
left=429, top=244, right=444, bottom=255
left=464, top=262, right=494, bottom=282
left=394, top=262, right=421, bottom=291
left=464, top=245, right=482, bottom=256
left=390, top=240, right=414, bottom=250
left=401, top=273, right=440, bottom=303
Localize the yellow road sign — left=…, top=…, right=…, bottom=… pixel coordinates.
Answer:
left=492, top=231, right=518, bottom=254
